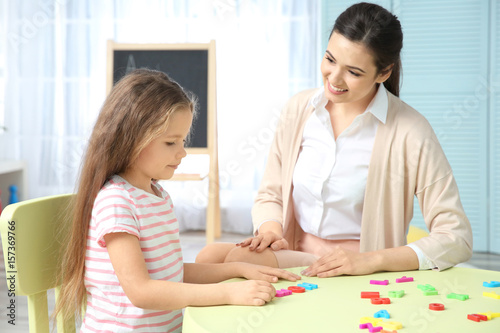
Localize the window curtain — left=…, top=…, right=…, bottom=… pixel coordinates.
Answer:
left=0, top=0, right=319, bottom=233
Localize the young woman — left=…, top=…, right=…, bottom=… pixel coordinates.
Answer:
left=54, top=69, right=299, bottom=332
left=196, top=2, right=473, bottom=277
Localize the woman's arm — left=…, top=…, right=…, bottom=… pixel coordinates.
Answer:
left=408, top=125, right=473, bottom=269
left=105, top=232, right=277, bottom=310
left=301, top=245, right=419, bottom=278
left=404, top=115, right=472, bottom=269
left=413, top=172, right=473, bottom=270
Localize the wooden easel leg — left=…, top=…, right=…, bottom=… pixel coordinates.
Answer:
left=214, top=183, right=221, bottom=238
left=206, top=152, right=221, bottom=243
left=206, top=172, right=220, bottom=244
left=206, top=195, right=215, bottom=244
left=206, top=39, right=220, bottom=244
left=213, top=158, right=221, bottom=239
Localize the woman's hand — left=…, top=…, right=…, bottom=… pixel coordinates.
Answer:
left=224, top=280, right=276, bottom=306
left=301, top=247, right=379, bottom=278
left=235, top=262, right=301, bottom=283
left=237, top=231, right=289, bottom=252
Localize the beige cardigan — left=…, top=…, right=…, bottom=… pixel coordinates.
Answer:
left=252, top=88, right=473, bottom=271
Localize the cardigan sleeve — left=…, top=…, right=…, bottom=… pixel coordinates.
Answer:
left=409, top=125, right=473, bottom=270
left=251, top=89, right=316, bottom=235
left=361, top=94, right=472, bottom=271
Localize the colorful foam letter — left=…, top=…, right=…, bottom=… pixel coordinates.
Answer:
left=297, top=282, right=318, bottom=290
left=359, top=323, right=383, bottom=332
left=483, top=281, right=500, bottom=288
left=447, top=293, right=469, bottom=301
left=287, top=286, right=305, bottom=293
left=275, top=289, right=292, bottom=297
left=395, top=276, right=413, bottom=283
left=370, top=280, right=389, bottom=285
left=361, top=292, right=380, bottom=299
left=467, top=314, right=488, bottom=322
left=417, top=284, right=436, bottom=291
left=429, top=303, right=445, bottom=311
left=478, top=312, right=500, bottom=320
left=483, top=291, right=500, bottom=299
left=374, top=310, right=390, bottom=319
left=371, top=298, right=391, bottom=305
left=388, top=290, right=405, bottom=298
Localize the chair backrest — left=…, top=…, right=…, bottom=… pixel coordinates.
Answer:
left=0, top=194, right=76, bottom=333
left=406, top=225, right=429, bottom=243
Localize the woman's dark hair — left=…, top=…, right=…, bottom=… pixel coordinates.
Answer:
left=331, top=2, right=403, bottom=96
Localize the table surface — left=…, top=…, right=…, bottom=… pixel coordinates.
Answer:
left=183, top=266, right=500, bottom=332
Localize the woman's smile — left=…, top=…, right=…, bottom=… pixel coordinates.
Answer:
left=328, top=82, right=348, bottom=94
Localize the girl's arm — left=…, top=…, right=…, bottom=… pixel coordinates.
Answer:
left=183, top=262, right=300, bottom=284
left=105, top=232, right=276, bottom=310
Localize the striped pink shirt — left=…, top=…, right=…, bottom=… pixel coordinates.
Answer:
left=82, top=175, right=184, bottom=333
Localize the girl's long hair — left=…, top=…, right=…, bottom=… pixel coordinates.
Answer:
left=54, top=68, right=196, bottom=323
left=332, top=2, right=403, bottom=96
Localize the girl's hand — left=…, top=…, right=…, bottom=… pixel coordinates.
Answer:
left=236, top=262, right=301, bottom=283
left=301, top=247, right=378, bottom=278
left=225, top=280, right=276, bottom=306
left=236, top=231, right=289, bottom=252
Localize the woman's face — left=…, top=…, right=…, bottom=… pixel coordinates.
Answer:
left=320, top=31, right=391, bottom=111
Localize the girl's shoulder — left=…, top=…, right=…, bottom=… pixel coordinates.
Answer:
left=100, top=175, right=132, bottom=194
left=94, top=175, right=134, bottom=207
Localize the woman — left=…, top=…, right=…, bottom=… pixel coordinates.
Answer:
left=197, top=2, right=472, bottom=277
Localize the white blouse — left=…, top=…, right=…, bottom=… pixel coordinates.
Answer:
left=292, top=84, right=387, bottom=240
left=290, top=85, right=436, bottom=270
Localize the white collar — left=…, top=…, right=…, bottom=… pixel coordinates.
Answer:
left=309, top=84, right=388, bottom=124
left=365, top=84, right=388, bottom=124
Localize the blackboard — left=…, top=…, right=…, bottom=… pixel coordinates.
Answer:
left=108, top=43, right=215, bottom=150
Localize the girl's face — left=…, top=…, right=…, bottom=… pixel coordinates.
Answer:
left=320, top=32, right=391, bottom=111
left=125, top=109, right=193, bottom=191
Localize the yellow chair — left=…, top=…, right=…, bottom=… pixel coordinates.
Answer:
left=0, top=194, right=76, bottom=333
left=407, top=225, right=429, bottom=243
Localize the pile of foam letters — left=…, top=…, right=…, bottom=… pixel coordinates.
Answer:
left=357, top=277, right=500, bottom=332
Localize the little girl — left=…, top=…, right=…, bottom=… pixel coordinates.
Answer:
left=54, top=69, right=299, bottom=332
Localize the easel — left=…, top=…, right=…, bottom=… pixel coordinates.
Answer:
left=106, top=40, right=220, bottom=243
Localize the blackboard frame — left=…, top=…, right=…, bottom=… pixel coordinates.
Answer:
left=106, top=40, right=217, bottom=155
left=106, top=40, right=220, bottom=243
